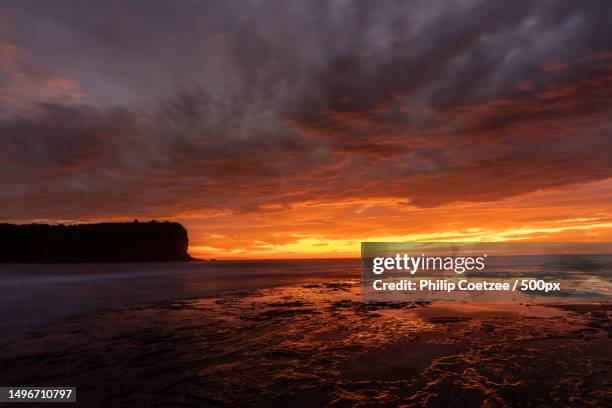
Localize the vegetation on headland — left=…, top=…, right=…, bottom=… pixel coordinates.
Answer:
left=0, top=220, right=192, bottom=262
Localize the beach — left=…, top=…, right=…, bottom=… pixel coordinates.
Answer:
left=1, top=265, right=610, bottom=407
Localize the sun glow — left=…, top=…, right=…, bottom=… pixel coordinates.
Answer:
left=186, top=178, right=612, bottom=259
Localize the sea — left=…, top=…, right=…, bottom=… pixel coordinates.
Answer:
left=1, top=255, right=610, bottom=339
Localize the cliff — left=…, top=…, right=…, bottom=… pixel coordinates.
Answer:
left=0, top=221, right=191, bottom=262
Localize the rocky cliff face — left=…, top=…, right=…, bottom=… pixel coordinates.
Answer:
left=0, top=221, right=191, bottom=262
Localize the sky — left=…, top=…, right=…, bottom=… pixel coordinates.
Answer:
left=1, top=0, right=612, bottom=258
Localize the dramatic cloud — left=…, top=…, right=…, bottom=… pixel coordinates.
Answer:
left=1, top=0, right=611, bottom=255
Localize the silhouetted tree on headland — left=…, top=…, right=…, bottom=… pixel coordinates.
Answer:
left=0, top=221, right=191, bottom=262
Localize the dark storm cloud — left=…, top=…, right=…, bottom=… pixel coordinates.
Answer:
left=1, top=0, right=612, bottom=220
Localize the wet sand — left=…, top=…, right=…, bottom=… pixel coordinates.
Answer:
left=0, top=280, right=610, bottom=407
left=0, top=260, right=360, bottom=338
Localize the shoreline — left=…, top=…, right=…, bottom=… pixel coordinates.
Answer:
left=1, top=279, right=610, bottom=406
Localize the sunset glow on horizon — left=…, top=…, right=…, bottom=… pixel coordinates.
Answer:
left=183, top=177, right=612, bottom=259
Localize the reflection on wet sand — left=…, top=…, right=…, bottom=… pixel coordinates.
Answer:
left=0, top=280, right=610, bottom=407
